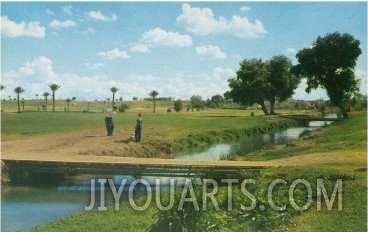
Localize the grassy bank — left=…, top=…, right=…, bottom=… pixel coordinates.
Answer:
left=234, top=111, right=366, bottom=161
left=20, top=110, right=367, bottom=231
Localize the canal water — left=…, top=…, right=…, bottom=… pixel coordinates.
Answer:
left=1, top=116, right=335, bottom=231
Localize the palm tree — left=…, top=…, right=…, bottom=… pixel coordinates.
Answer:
left=66, top=98, right=72, bottom=112
left=110, top=87, right=119, bottom=107
left=49, top=84, right=60, bottom=112
left=0, top=85, right=5, bottom=101
left=14, top=86, right=25, bottom=113
left=43, top=92, right=50, bottom=110
left=149, top=90, right=159, bottom=113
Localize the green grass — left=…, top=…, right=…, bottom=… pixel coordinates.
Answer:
left=19, top=201, right=157, bottom=232
left=236, top=111, right=367, bottom=160
left=1, top=108, right=284, bottom=140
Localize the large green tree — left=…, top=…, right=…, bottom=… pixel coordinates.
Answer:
left=293, top=32, right=361, bottom=118
left=190, top=95, right=204, bottom=111
left=174, top=99, right=183, bottom=112
left=227, top=58, right=271, bottom=115
left=266, top=55, right=301, bottom=114
left=49, top=84, right=61, bottom=112
left=210, top=94, right=224, bottom=108
left=14, top=86, right=25, bottom=113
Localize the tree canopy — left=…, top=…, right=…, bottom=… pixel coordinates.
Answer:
left=226, top=56, right=299, bottom=115
left=293, top=32, right=361, bottom=118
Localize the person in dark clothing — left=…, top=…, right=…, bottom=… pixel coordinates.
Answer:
left=134, top=113, right=143, bottom=142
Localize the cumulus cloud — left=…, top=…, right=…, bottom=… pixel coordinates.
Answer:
left=240, top=6, right=251, bottom=12
left=86, top=63, right=105, bottom=69
left=1, top=56, right=123, bottom=100
left=127, top=74, right=157, bottom=82
left=196, top=45, right=227, bottom=59
left=49, top=19, right=76, bottom=29
left=1, top=56, right=234, bottom=100
left=213, top=67, right=235, bottom=80
left=131, top=44, right=150, bottom=53
left=355, top=68, right=367, bottom=94
left=88, top=11, right=117, bottom=22
left=176, top=3, right=267, bottom=38
left=98, top=48, right=130, bottom=60
left=2, top=56, right=59, bottom=97
left=1, top=16, right=45, bottom=38
left=46, top=9, right=55, bottom=16
left=141, top=27, right=193, bottom=47
left=61, top=5, right=73, bottom=15
left=284, top=48, right=297, bottom=54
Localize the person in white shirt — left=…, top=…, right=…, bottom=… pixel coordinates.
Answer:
left=104, top=106, right=117, bottom=136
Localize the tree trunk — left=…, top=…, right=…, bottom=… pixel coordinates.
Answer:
left=153, top=98, right=156, bottom=113
left=338, top=102, right=349, bottom=119
left=259, top=102, right=269, bottom=115
left=270, top=100, right=276, bottom=115
left=17, top=94, right=21, bottom=113
left=52, top=92, right=55, bottom=112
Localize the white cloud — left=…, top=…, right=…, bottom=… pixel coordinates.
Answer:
left=88, top=11, right=117, bottom=22
left=86, top=63, right=105, bottom=69
left=284, top=48, right=297, bottom=54
left=240, top=6, right=251, bottom=12
left=87, top=27, right=96, bottom=33
left=97, top=48, right=130, bottom=60
left=1, top=56, right=121, bottom=100
left=61, top=5, right=73, bottom=15
left=127, top=74, right=157, bottom=82
left=1, top=57, right=231, bottom=100
left=1, top=16, right=45, bottom=38
left=2, top=57, right=59, bottom=96
left=196, top=45, right=227, bottom=59
left=131, top=44, right=150, bottom=53
left=355, top=68, right=367, bottom=94
left=49, top=20, right=76, bottom=29
left=213, top=67, right=235, bottom=80
left=141, top=27, right=193, bottom=47
left=176, top=3, right=267, bottom=38
left=292, top=79, right=328, bottom=100
left=46, top=9, right=55, bottom=16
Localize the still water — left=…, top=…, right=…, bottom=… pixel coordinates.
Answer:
left=1, top=118, right=334, bottom=231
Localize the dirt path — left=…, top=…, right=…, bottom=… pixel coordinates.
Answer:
left=1, top=129, right=147, bottom=159
left=1, top=130, right=365, bottom=168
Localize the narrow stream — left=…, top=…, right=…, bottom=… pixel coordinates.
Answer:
left=1, top=116, right=335, bottom=231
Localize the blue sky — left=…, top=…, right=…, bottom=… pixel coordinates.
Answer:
left=1, top=2, right=367, bottom=101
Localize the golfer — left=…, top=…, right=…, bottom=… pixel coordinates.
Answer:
left=135, top=113, right=143, bottom=142
left=105, top=106, right=117, bottom=136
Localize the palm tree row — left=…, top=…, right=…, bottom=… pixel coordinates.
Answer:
left=9, top=84, right=60, bottom=113
left=4, top=83, right=159, bottom=113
